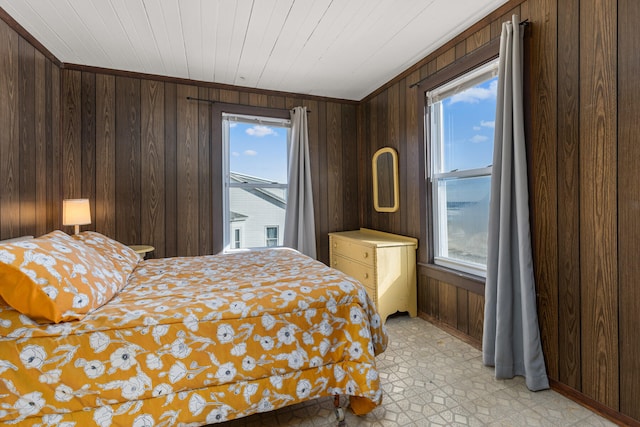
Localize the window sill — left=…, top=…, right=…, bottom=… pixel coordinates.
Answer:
left=417, top=262, right=485, bottom=295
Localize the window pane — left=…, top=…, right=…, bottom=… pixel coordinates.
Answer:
left=435, top=76, right=497, bottom=173
left=435, top=176, right=490, bottom=265
left=233, top=229, right=241, bottom=248
left=229, top=187, right=285, bottom=249
left=266, top=226, right=278, bottom=247
left=229, top=122, right=288, bottom=184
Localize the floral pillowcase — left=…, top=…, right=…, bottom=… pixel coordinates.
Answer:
left=72, top=231, right=140, bottom=291
left=0, top=230, right=131, bottom=323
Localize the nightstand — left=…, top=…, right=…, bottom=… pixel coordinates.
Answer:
left=128, top=245, right=155, bottom=259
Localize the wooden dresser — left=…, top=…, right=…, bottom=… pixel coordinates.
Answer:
left=329, top=228, right=418, bottom=322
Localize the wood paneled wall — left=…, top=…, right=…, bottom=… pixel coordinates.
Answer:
left=359, top=0, right=640, bottom=424
left=531, top=0, right=640, bottom=422
left=617, top=0, right=640, bottom=419
left=60, top=69, right=359, bottom=264
left=0, top=17, right=60, bottom=241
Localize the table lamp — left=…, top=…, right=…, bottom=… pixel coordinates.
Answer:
left=62, top=199, right=91, bottom=234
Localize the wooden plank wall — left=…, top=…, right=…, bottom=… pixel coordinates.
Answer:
left=618, top=0, right=640, bottom=419
left=555, top=0, right=579, bottom=392
left=0, top=17, right=60, bottom=241
left=579, top=0, right=618, bottom=410
left=359, top=0, right=640, bottom=423
left=59, top=69, right=359, bottom=264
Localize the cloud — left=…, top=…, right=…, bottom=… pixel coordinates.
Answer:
left=244, top=150, right=258, bottom=156
left=231, top=151, right=240, bottom=157
left=246, top=125, right=277, bottom=137
left=473, top=126, right=481, bottom=131
left=448, top=80, right=497, bottom=105
left=480, top=120, right=495, bottom=128
left=230, top=123, right=238, bottom=128
left=470, top=135, right=489, bottom=143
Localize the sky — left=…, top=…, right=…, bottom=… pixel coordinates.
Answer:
left=229, top=122, right=289, bottom=184
left=440, top=76, right=498, bottom=172
left=433, top=75, right=498, bottom=203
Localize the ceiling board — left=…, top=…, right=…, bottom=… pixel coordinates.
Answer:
left=199, top=0, right=219, bottom=82
left=67, top=0, right=119, bottom=67
left=143, top=0, right=184, bottom=77
left=258, top=0, right=333, bottom=90
left=0, top=0, right=509, bottom=100
left=113, top=0, right=162, bottom=73
left=179, top=0, right=206, bottom=80
left=235, top=0, right=291, bottom=87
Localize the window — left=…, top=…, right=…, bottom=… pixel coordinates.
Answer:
left=222, top=113, right=290, bottom=251
left=233, top=228, right=241, bottom=249
left=265, top=226, right=279, bottom=247
left=427, top=59, right=498, bottom=277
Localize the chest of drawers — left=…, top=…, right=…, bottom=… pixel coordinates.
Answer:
left=329, top=228, right=417, bottom=323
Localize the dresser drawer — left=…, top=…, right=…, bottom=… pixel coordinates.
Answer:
left=331, top=254, right=376, bottom=288
left=330, top=237, right=375, bottom=267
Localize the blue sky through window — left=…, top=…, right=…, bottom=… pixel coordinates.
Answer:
left=229, top=122, right=289, bottom=184
left=441, top=76, right=498, bottom=172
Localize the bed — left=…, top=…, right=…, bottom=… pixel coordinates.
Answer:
left=0, top=231, right=388, bottom=426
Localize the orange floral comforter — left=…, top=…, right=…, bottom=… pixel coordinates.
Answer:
left=0, top=248, right=388, bottom=426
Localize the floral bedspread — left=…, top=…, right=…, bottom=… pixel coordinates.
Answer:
left=0, top=248, right=388, bottom=426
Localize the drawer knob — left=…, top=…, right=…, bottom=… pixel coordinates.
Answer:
left=363, top=252, right=369, bottom=258
left=364, top=273, right=369, bottom=279
left=333, top=242, right=337, bottom=248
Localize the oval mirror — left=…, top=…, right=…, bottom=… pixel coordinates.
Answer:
left=372, top=147, right=399, bottom=212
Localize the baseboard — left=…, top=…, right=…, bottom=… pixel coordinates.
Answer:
left=417, top=312, right=482, bottom=351
left=549, top=379, right=640, bottom=427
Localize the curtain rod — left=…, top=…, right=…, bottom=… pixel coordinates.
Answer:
left=186, top=96, right=311, bottom=112
left=186, top=96, right=215, bottom=104
left=409, top=19, right=530, bottom=90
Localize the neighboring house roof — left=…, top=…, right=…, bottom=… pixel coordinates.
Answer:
left=230, top=211, right=248, bottom=222
left=230, top=172, right=286, bottom=210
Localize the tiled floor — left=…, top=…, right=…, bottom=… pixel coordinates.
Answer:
left=220, top=315, right=616, bottom=426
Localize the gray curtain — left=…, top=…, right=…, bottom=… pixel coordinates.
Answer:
left=482, top=15, right=549, bottom=392
left=284, top=106, right=317, bottom=259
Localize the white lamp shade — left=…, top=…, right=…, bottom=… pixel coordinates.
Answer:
left=62, top=199, right=91, bottom=226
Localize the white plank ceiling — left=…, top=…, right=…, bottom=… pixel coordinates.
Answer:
left=0, top=0, right=508, bottom=100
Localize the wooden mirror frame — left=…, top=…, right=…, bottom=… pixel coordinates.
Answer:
left=372, top=147, right=399, bottom=212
